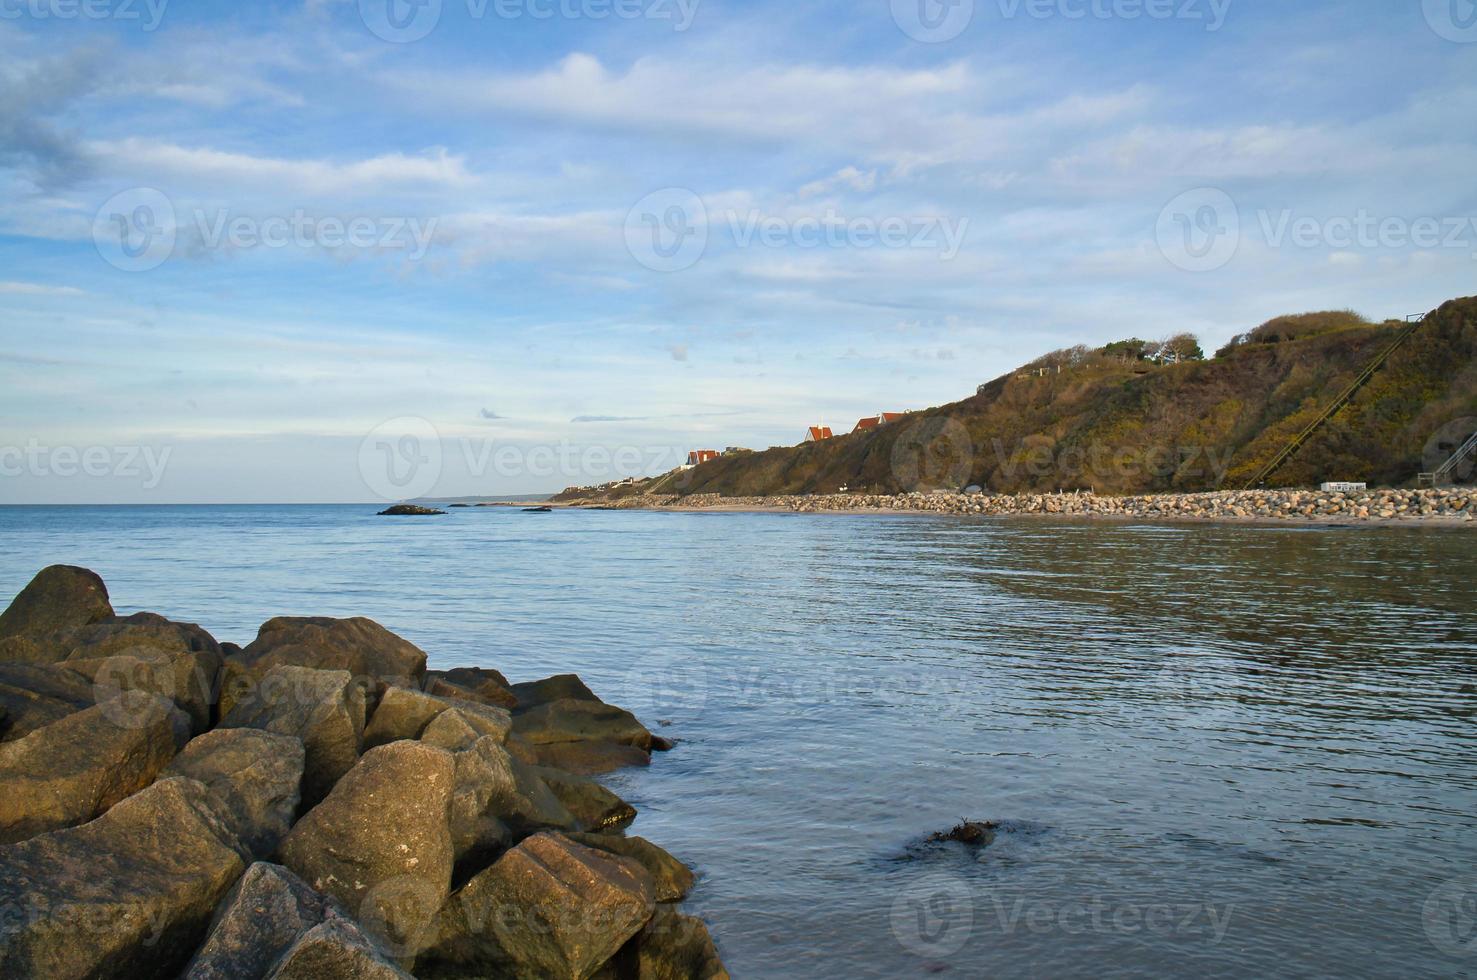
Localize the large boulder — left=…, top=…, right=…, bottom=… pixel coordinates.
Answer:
left=510, top=673, right=600, bottom=709
left=363, top=686, right=453, bottom=749
left=59, top=612, right=224, bottom=734
left=628, top=905, right=729, bottom=980
left=425, top=667, right=517, bottom=710
left=267, top=917, right=414, bottom=979
left=365, top=688, right=509, bottom=751
left=165, top=729, right=305, bottom=859
left=501, top=757, right=578, bottom=835
left=184, top=862, right=342, bottom=980
left=219, top=665, right=366, bottom=806
left=0, top=565, right=113, bottom=660
left=279, top=741, right=455, bottom=960
left=533, top=739, right=654, bottom=776
left=446, top=735, right=518, bottom=868
left=0, top=776, right=249, bottom=979
left=420, top=832, right=655, bottom=980
left=565, top=833, right=694, bottom=902
left=0, top=692, right=189, bottom=844
left=419, top=703, right=511, bottom=751
left=533, top=765, right=637, bottom=832
left=513, top=698, right=654, bottom=751
left=240, top=617, right=428, bottom=697
left=0, top=663, right=95, bottom=742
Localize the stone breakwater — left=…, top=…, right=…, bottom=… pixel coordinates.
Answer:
left=577, top=487, right=1477, bottom=524
left=0, top=565, right=727, bottom=979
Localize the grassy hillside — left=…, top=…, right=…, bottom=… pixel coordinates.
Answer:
left=567, top=296, right=1477, bottom=499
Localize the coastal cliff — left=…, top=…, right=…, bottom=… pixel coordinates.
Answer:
left=0, top=565, right=726, bottom=979
left=564, top=296, right=1477, bottom=500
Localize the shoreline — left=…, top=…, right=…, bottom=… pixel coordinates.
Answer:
left=553, top=487, right=1477, bottom=528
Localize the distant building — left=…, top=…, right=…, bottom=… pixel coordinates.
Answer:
left=852, top=411, right=907, bottom=433
left=686, top=449, right=719, bottom=467
left=804, top=426, right=834, bottom=443
left=723, top=447, right=752, bottom=455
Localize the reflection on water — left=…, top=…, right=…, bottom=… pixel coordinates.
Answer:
left=0, top=506, right=1473, bottom=977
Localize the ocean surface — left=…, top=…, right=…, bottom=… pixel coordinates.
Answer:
left=2, top=505, right=1475, bottom=977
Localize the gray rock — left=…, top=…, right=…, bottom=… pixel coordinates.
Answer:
left=420, top=832, right=655, bottom=980
left=429, top=666, right=517, bottom=709
left=533, top=739, right=653, bottom=776
left=219, top=665, right=366, bottom=806
left=446, top=735, right=518, bottom=867
left=510, top=673, right=600, bottom=710
left=631, top=905, right=729, bottom=980
left=362, top=685, right=452, bottom=749
left=0, top=692, right=189, bottom=844
left=501, top=756, right=578, bottom=835
left=420, top=703, right=511, bottom=751
left=513, top=698, right=654, bottom=751
left=267, top=917, right=415, bottom=979
left=565, top=834, right=694, bottom=902
left=0, top=776, right=249, bottom=979
left=166, top=729, right=305, bottom=858
left=0, top=565, right=113, bottom=659
left=533, top=765, right=638, bottom=832
left=240, top=617, right=428, bottom=697
left=184, top=862, right=340, bottom=980
left=279, top=741, right=455, bottom=960
left=0, top=663, right=95, bottom=742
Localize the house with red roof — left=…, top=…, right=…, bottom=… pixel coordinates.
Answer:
left=852, top=412, right=907, bottom=433
left=685, top=449, right=719, bottom=467
left=804, top=426, right=834, bottom=443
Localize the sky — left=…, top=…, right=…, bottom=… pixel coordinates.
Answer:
left=2, top=0, right=1475, bottom=502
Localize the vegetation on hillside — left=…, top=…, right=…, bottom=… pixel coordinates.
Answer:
left=560, top=296, right=1477, bottom=500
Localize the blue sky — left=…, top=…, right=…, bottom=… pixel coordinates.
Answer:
left=2, top=0, right=1475, bottom=501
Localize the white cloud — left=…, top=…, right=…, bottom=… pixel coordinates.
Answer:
left=0, top=281, right=84, bottom=296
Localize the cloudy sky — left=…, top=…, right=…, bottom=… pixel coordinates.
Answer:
left=2, top=0, right=1475, bottom=502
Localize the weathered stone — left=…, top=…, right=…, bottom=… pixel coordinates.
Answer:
left=0, top=692, right=189, bottom=844
left=0, top=565, right=113, bottom=657
left=565, top=834, right=694, bottom=902
left=60, top=613, right=224, bottom=734
left=219, top=665, right=366, bottom=806
left=533, top=765, right=637, bottom=832
left=432, top=666, right=517, bottom=709
left=266, top=917, right=414, bottom=980
left=513, top=698, right=654, bottom=751
left=241, top=617, right=428, bottom=695
left=165, top=729, right=305, bottom=859
left=511, top=673, right=600, bottom=710
left=0, top=776, right=249, bottom=979
left=631, top=905, right=728, bottom=980
left=502, top=757, right=578, bottom=835
left=362, top=685, right=453, bottom=749
left=447, top=735, right=518, bottom=866
left=420, top=832, right=655, bottom=980
left=0, top=663, right=95, bottom=742
left=279, top=741, right=455, bottom=959
left=184, top=862, right=340, bottom=980
left=534, top=739, right=652, bottom=776
left=420, top=703, right=511, bottom=751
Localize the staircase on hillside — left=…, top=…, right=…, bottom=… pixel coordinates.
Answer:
left=1419, top=428, right=1477, bottom=487
left=1242, top=314, right=1427, bottom=490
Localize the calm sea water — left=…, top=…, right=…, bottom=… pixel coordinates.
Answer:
left=2, top=505, right=1475, bottom=977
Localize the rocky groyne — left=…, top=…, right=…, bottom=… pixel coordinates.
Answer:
left=568, top=487, right=1476, bottom=524
left=0, top=565, right=727, bottom=979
